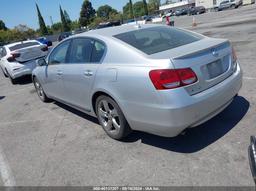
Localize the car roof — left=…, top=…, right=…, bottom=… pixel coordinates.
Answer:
left=76, top=24, right=164, bottom=38
left=5, top=40, right=39, bottom=48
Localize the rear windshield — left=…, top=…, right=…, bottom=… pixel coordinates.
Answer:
left=114, top=27, right=202, bottom=55
left=9, top=42, right=40, bottom=51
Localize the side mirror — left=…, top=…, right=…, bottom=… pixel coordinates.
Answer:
left=36, top=58, right=47, bottom=66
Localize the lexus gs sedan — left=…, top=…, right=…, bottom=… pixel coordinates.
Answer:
left=32, top=24, right=242, bottom=140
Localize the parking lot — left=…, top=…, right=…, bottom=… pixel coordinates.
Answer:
left=0, top=4, right=256, bottom=187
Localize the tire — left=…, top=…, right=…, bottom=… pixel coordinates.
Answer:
left=33, top=77, right=50, bottom=102
left=6, top=70, right=17, bottom=84
left=10, top=77, right=17, bottom=84
left=96, top=95, right=132, bottom=140
left=1, top=68, right=8, bottom=78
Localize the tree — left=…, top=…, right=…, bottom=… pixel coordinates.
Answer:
left=142, top=0, right=149, bottom=16
left=0, top=20, right=7, bottom=31
left=64, top=10, right=71, bottom=24
left=97, top=5, right=118, bottom=20
left=60, top=6, right=70, bottom=32
left=51, top=22, right=63, bottom=33
left=36, top=3, right=48, bottom=35
left=133, top=1, right=146, bottom=17
left=148, top=0, right=160, bottom=14
left=79, top=0, right=96, bottom=27
left=129, top=0, right=134, bottom=19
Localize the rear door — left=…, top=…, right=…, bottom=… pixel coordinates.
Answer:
left=60, top=38, right=105, bottom=111
left=43, top=40, right=71, bottom=100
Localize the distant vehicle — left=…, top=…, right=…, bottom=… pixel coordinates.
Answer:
left=72, top=28, right=87, bottom=35
left=175, top=8, right=188, bottom=16
left=189, top=6, right=206, bottom=15
left=142, top=15, right=153, bottom=22
left=0, top=40, right=48, bottom=84
left=36, top=37, right=52, bottom=47
left=33, top=24, right=242, bottom=140
left=58, top=32, right=72, bottom=42
left=218, top=0, right=243, bottom=11
left=97, top=21, right=121, bottom=29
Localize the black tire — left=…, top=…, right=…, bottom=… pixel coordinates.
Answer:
left=96, top=95, right=132, bottom=140
left=33, top=77, right=50, bottom=102
left=1, top=68, right=8, bottom=78
left=10, top=77, right=17, bottom=84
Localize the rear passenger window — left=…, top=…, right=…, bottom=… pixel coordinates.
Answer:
left=91, top=41, right=106, bottom=63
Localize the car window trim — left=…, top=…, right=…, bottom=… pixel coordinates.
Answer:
left=48, top=39, right=72, bottom=65
left=68, top=36, right=107, bottom=64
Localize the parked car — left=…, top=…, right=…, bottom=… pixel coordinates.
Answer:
left=189, top=6, right=206, bottom=15
left=97, top=21, right=121, bottom=29
left=33, top=24, right=242, bottom=140
left=218, top=0, right=243, bottom=11
left=58, top=32, right=72, bottom=42
left=36, top=37, right=52, bottom=47
left=175, top=8, right=188, bottom=16
left=0, top=40, right=48, bottom=84
left=249, top=136, right=256, bottom=184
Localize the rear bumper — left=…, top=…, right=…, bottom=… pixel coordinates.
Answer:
left=249, top=136, right=256, bottom=184
left=8, top=60, right=37, bottom=79
left=125, top=63, right=242, bottom=137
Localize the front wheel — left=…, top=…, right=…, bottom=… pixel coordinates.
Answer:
left=33, top=77, right=49, bottom=102
left=96, top=95, right=132, bottom=140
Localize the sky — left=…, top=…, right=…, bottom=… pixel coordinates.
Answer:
left=0, top=0, right=158, bottom=29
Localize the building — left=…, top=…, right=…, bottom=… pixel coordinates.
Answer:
left=159, top=0, right=195, bottom=13
left=195, top=0, right=223, bottom=9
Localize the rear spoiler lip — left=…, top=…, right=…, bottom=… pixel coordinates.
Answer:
left=173, top=40, right=230, bottom=60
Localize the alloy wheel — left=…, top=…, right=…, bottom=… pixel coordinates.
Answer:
left=98, top=100, right=121, bottom=134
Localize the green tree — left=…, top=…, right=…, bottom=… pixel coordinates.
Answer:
left=133, top=1, right=146, bottom=17
left=97, top=5, right=118, bottom=20
left=64, top=10, right=71, bottom=24
left=36, top=3, right=48, bottom=35
left=0, top=20, right=7, bottom=30
left=142, top=0, right=149, bottom=15
left=60, top=6, right=70, bottom=32
left=129, top=0, right=134, bottom=19
left=79, top=0, right=96, bottom=27
left=148, top=0, right=160, bottom=14
left=51, top=22, right=62, bottom=33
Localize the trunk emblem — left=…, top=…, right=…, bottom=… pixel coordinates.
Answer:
left=212, top=49, right=219, bottom=57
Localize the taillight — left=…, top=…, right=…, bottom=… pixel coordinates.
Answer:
left=41, top=46, right=48, bottom=52
left=7, top=52, right=20, bottom=62
left=232, top=46, right=237, bottom=62
left=149, top=68, right=198, bottom=90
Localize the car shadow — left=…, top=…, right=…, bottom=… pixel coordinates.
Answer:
left=54, top=101, right=99, bottom=124
left=123, top=96, right=250, bottom=153
left=52, top=96, right=249, bottom=153
left=13, top=75, right=32, bottom=85
left=0, top=96, right=5, bottom=100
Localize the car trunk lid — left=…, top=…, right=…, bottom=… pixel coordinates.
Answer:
left=150, top=38, right=236, bottom=95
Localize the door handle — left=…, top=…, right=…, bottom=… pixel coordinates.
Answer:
left=84, top=70, right=93, bottom=77
left=57, top=71, right=63, bottom=75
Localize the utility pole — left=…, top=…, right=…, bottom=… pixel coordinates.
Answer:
left=49, top=16, right=54, bottom=26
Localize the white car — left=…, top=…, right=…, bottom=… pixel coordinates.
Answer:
left=0, top=40, right=48, bottom=84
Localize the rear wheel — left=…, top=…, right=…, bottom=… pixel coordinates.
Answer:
left=96, top=95, right=132, bottom=140
left=1, top=68, right=8, bottom=78
left=33, top=77, right=49, bottom=102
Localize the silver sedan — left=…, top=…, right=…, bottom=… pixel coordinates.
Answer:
left=32, top=24, right=242, bottom=140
